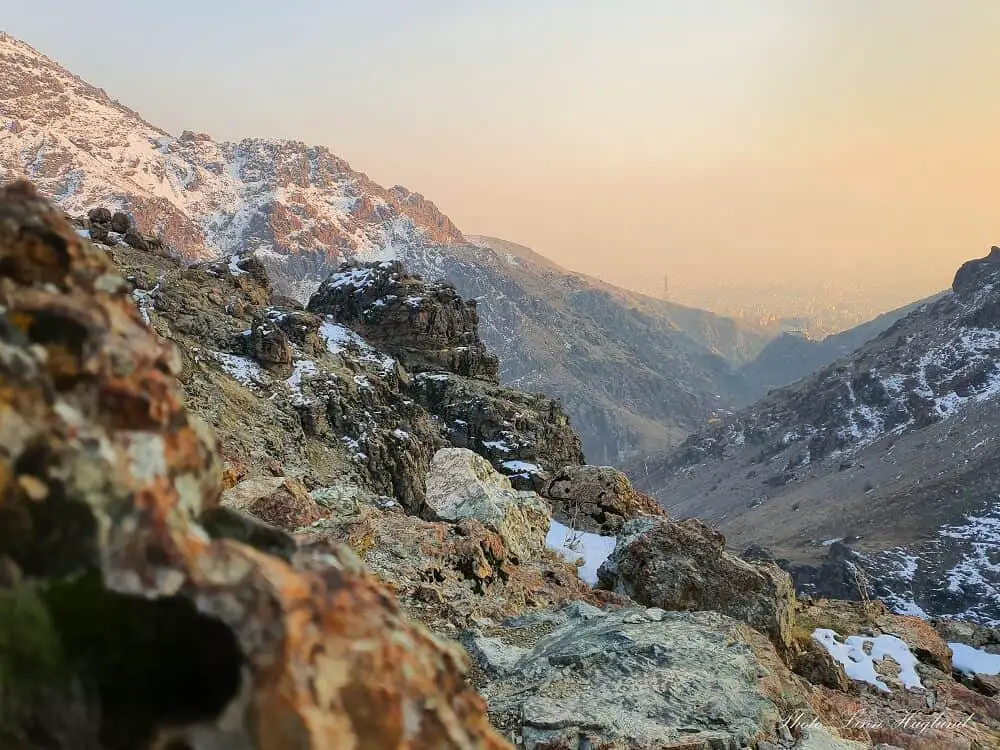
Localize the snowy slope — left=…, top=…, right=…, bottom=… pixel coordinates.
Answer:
left=0, top=32, right=464, bottom=266
left=634, top=246, right=1000, bottom=623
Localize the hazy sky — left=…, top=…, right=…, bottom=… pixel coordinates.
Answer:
left=6, top=1, right=1000, bottom=303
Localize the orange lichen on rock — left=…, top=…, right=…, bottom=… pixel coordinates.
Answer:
left=0, top=181, right=509, bottom=750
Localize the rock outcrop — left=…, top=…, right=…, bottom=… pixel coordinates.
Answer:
left=309, top=261, right=500, bottom=382
left=0, top=182, right=509, bottom=750
left=598, top=517, right=797, bottom=648
left=409, top=371, right=585, bottom=486
left=538, top=464, right=665, bottom=534
left=425, top=449, right=549, bottom=561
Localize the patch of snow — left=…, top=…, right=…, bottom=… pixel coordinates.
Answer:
left=501, top=460, right=542, bottom=476
left=545, top=519, right=616, bottom=586
left=212, top=352, right=264, bottom=388
left=228, top=254, right=247, bottom=276
left=285, top=359, right=318, bottom=406
left=822, top=537, right=844, bottom=547
left=812, top=629, right=924, bottom=692
left=482, top=439, right=514, bottom=453
left=392, top=428, right=411, bottom=440
left=319, top=318, right=396, bottom=373
left=949, top=642, right=1000, bottom=675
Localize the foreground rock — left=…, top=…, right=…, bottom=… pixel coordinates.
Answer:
left=466, top=602, right=811, bottom=750
left=598, top=517, right=797, bottom=648
left=539, top=464, right=665, bottom=534
left=0, top=182, right=508, bottom=750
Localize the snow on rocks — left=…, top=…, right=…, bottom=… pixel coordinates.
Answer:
left=545, top=519, right=616, bottom=585
left=812, top=628, right=924, bottom=692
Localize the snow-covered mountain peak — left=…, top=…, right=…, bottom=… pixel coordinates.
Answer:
left=0, top=32, right=465, bottom=264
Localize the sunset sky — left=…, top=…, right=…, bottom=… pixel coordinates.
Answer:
left=7, top=1, right=999, bottom=305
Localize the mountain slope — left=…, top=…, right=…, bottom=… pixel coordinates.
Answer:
left=740, top=295, right=943, bottom=396
left=407, top=238, right=771, bottom=463
left=0, top=31, right=778, bottom=464
left=0, top=31, right=464, bottom=272
left=632, top=247, right=1000, bottom=623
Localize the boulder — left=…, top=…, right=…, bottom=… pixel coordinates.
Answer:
left=598, top=517, right=796, bottom=647
left=87, top=205, right=112, bottom=225
left=221, top=477, right=326, bottom=531
left=466, top=602, right=799, bottom=749
left=88, top=221, right=110, bottom=244
left=0, top=182, right=509, bottom=750
left=425, top=448, right=549, bottom=561
left=110, top=210, right=132, bottom=233
left=247, top=316, right=293, bottom=366
left=540, top=464, right=665, bottom=534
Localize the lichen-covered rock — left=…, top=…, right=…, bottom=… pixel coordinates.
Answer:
left=598, top=517, right=796, bottom=648
left=308, top=260, right=500, bottom=382
left=0, top=181, right=509, bottom=750
left=540, top=464, right=665, bottom=534
left=425, top=448, right=549, bottom=561
left=467, top=602, right=800, bottom=750
left=221, top=476, right=326, bottom=531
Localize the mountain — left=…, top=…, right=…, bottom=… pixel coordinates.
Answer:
left=0, top=31, right=774, bottom=464
left=740, top=295, right=943, bottom=396
left=632, top=246, right=1000, bottom=624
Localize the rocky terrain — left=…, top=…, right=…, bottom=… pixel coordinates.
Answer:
left=6, top=182, right=1000, bottom=748
left=634, top=246, right=1000, bottom=626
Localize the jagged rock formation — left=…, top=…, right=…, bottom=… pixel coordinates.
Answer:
left=598, top=517, right=797, bottom=648
left=308, top=261, right=500, bottom=382
left=0, top=181, right=508, bottom=750
left=634, top=246, right=1000, bottom=624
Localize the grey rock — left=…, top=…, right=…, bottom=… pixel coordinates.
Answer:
left=471, top=604, right=785, bottom=749
left=424, top=448, right=549, bottom=560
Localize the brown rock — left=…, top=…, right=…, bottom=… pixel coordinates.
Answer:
left=87, top=205, right=112, bottom=225
left=123, top=227, right=148, bottom=251
left=542, top=464, right=665, bottom=534
left=247, top=316, right=293, bottom=366
left=0, top=181, right=510, bottom=750
left=221, top=477, right=325, bottom=531
left=110, top=210, right=132, bottom=233
left=598, top=516, right=796, bottom=648
left=308, top=260, right=500, bottom=382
